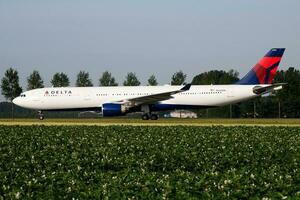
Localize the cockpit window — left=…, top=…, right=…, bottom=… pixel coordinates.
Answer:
left=20, top=94, right=26, bottom=97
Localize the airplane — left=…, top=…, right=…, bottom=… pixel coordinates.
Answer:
left=13, top=48, right=286, bottom=120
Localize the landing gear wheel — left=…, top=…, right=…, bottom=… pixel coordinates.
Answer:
left=150, top=114, right=158, bottom=120
left=142, top=114, right=150, bottom=120
left=37, top=111, right=44, bottom=120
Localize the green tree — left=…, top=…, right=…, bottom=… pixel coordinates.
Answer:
left=27, top=70, right=44, bottom=90
left=123, top=72, right=140, bottom=86
left=51, top=72, right=70, bottom=87
left=192, top=70, right=239, bottom=85
left=1, top=68, right=22, bottom=118
left=99, top=71, right=118, bottom=86
left=147, top=74, right=158, bottom=86
left=171, top=71, right=187, bottom=85
left=76, top=71, right=93, bottom=87
left=273, top=67, right=300, bottom=117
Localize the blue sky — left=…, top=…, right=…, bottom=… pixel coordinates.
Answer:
left=0, top=0, right=299, bottom=100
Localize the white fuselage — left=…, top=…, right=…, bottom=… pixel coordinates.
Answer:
left=13, top=85, right=261, bottom=111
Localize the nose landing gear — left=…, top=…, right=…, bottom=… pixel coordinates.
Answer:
left=37, top=111, right=44, bottom=120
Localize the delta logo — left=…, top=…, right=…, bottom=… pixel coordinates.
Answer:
left=44, top=90, right=72, bottom=96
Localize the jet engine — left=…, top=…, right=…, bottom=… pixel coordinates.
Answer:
left=102, top=103, right=128, bottom=117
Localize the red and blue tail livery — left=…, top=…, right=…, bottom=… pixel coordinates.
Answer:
left=237, top=48, right=285, bottom=85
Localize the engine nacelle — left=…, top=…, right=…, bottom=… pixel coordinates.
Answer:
left=102, top=103, right=127, bottom=117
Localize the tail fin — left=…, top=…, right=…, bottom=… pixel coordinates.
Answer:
left=236, top=48, right=285, bottom=85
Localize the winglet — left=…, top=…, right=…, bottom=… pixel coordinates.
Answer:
left=180, top=83, right=191, bottom=91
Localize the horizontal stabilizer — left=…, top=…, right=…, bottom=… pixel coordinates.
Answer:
left=253, top=83, right=286, bottom=95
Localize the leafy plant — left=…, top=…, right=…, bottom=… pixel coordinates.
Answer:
left=0, top=126, right=299, bottom=199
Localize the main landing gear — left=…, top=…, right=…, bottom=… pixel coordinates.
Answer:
left=141, top=113, right=158, bottom=120
left=141, top=105, right=158, bottom=120
left=37, top=111, right=44, bottom=120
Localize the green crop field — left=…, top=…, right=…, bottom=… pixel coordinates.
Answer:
left=1, top=125, right=300, bottom=199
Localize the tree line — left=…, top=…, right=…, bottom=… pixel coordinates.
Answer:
left=1, top=67, right=299, bottom=118
left=1, top=69, right=187, bottom=101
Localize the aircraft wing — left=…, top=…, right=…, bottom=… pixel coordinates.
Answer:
left=118, top=84, right=191, bottom=106
left=253, top=83, right=286, bottom=95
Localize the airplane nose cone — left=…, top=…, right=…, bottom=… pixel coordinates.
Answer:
left=12, top=97, right=20, bottom=106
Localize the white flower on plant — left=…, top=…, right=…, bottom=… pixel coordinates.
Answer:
left=15, top=192, right=21, bottom=199
left=27, top=181, right=32, bottom=186
left=262, top=197, right=271, bottom=200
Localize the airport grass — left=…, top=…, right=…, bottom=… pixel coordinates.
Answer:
left=1, top=125, right=300, bottom=199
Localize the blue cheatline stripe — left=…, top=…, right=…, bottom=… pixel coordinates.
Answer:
left=151, top=104, right=215, bottom=111
left=41, top=104, right=215, bottom=113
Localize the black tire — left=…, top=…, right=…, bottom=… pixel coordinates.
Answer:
left=142, top=114, right=150, bottom=120
left=150, top=114, right=158, bottom=120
